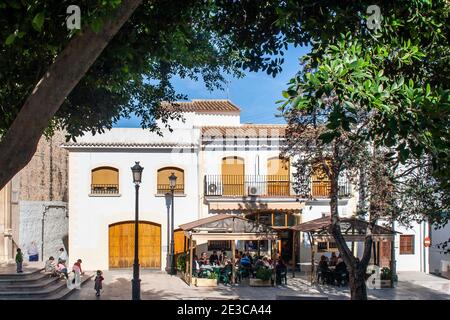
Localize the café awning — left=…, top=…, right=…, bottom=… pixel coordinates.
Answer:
left=208, top=201, right=304, bottom=212
left=291, top=216, right=398, bottom=241
left=179, top=214, right=278, bottom=241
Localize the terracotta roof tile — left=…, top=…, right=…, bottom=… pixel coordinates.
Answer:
left=201, top=124, right=286, bottom=138
left=164, top=99, right=240, bottom=113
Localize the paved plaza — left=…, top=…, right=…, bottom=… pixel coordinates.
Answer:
left=67, top=270, right=450, bottom=300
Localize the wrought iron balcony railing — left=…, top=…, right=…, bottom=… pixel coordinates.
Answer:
left=91, top=184, right=119, bottom=194
left=157, top=184, right=185, bottom=194
left=204, top=175, right=351, bottom=198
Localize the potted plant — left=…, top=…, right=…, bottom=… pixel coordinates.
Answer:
left=250, top=267, right=273, bottom=287
left=177, top=253, right=187, bottom=279
left=379, top=267, right=393, bottom=288
left=195, top=271, right=218, bottom=287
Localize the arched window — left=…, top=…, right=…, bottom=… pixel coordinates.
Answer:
left=157, top=167, right=184, bottom=194
left=221, top=156, right=245, bottom=196
left=91, top=167, right=119, bottom=194
left=267, top=157, right=290, bottom=196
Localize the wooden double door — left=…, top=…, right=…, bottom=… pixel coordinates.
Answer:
left=109, top=221, right=161, bottom=269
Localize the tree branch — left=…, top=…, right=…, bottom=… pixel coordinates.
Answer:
left=0, top=0, right=143, bottom=190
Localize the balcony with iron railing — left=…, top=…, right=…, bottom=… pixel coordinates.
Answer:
left=91, top=184, right=119, bottom=194
left=204, top=175, right=351, bottom=198
left=157, top=184, right=185, bottom=194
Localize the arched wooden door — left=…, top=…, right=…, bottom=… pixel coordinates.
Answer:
left=267, top=157, right=290, bottom=196
left=109, top=221, right=161, bottom=269
left=221, top=157, right=245, bottom=196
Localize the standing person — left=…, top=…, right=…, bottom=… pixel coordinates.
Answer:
left=94, top=270, right=104, bottom=297
left=71, top=259, right=83, bottom=289
left=27, top=241, right=39, bottom=261
left=58, top=247, right=68, bottom=263
left=15, top=248, right=23, bottom=273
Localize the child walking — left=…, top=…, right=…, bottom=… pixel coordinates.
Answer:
left=94, top=270, right=104, bottom=297
left=15, top=248, right=23, bottom=273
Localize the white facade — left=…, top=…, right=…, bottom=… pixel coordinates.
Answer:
left=64, top=99, right=433, bottom=273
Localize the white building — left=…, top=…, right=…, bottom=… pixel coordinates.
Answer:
left=63, top=99, right=432, bottom=273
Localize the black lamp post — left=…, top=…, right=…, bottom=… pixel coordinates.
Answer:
left=168, top=172, right=177, bottom=275
left=131, top=161, right=143, bottom=300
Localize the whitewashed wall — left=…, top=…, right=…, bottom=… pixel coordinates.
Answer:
left=19, top=201, right=68, bottom=262
left=68, top=149, right=199, bottom=271
left=429, top=223, right=450, bottom=275
left=394, top=221, right=429, bottom=272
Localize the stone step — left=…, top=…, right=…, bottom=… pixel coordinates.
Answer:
left=0, top=270, right=51, bottom=284
left=0, top=278, right=67, bottom=299
left=0, top=275, right=61, bottom=291
left=0, top=273, right=94, bottom=300
left=51, top=274, right=94, bottom=300
left=0, top=268, right=44, bottom=280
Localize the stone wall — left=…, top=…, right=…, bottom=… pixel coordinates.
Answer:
left=18, top=130, right=69, bottom=202
left=0, top=131, right=69, bottom=262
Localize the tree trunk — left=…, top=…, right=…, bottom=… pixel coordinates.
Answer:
left=328, top=143, right=372, bottom=300
left=349, top=268, right=368, bottom=300
left=0, top=0, right=142, bottom=190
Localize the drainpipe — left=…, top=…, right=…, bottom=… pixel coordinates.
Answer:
left=390, top=220, right=396, bottom=287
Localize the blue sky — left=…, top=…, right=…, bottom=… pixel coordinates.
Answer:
left=116, top=45, right=310, bottom=127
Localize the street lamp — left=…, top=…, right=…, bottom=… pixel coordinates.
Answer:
left=131, top=161, right=143, bottom=300
left=169, top=172, right=177, bottom=275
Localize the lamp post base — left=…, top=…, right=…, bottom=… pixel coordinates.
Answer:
left=132, top=262, right=141, bottom=300
left=132, top=278, right=141, bottom=300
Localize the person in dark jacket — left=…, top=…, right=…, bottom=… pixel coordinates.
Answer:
left=94, top=270, right=104, bottom=297
left=209, top=251, right=219, bottom=265
left=334, top=258, right=349, bottom=286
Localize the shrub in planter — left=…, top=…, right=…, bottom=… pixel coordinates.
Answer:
left=380, top=267, right=392, bottom=281
left=255, top=267, right=272, bottom=281
left=177, top=253, right=186, bottom=272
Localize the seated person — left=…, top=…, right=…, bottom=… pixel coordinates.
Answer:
left=209, top=251, right=219, bottom=265
left=199, top=252, right=208, bottom=266
left=262, top=256, right=272, bottom=268
left=317, top=255, right=333, bottom=284
left=219, top=250, right=227, bottom=265
left=245, top=251, right=254, bottom=265
left=329, top=252, right=338, bottom=267
left=240, top=254, right=251, bottom=267
left=56, top=261, right=68, bottom=279
left=334, top=258, right=349, bottom=286
left=44, top=256, right=56, bottom=275
left=192, top=255, right=200, bottom=276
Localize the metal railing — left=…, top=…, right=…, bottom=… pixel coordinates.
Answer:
left=91, top=184, right=119, bottom=194
left=157, top=184, right=185, bottom=194
left=204, top=175, right=351, bottom=198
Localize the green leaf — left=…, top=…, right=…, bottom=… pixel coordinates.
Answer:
left=32, top=12, right=45, bottom=32
left=90, top=19, right=103, bottom=33
left=5, top=33, right=16, bottom=45
left=319, top=131, right=336, bottom=144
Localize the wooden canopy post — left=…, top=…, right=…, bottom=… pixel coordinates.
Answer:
left=291, top=230, right=296, bottom=278
left=231, top=240, right=236, bottom=285
left=185, top=238, right=190, bottom=281
left=308, top=232, right=315, bottom=285
left=189, top=238, right=194, bottom=286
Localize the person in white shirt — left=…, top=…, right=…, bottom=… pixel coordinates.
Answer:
left=27, top=241, right=39, bottom=261
left=58, top=247, right=68, bottom=263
